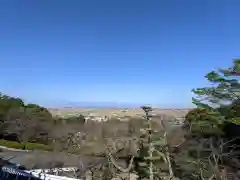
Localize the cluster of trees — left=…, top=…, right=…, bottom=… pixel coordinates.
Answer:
left=185, top=59, right=240, bottom=139
left=0, top=93, right=85, bottom=146
left=180, top=59, right=240, bottom=179
left=0, top=94, right=52, bottom=144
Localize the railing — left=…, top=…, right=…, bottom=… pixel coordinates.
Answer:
left=0, top=166, right=81, bottom=180
left=25, top=170, right=80, bottom=180
left=0, top=166, right=41, bottom=180
left=29, top=167, right=78, bottom=174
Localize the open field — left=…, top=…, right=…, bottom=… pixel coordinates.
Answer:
left=48, top=107, right=191, bottom=118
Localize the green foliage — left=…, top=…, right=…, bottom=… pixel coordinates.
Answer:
left=0, top=139, right=25, bottom=149
left=0, top=93, right=53, bottom=122
left=192, top=59, right=240, bottom=125
left=135, top=106, right=175, bottom=180
left=24, top=142, right=52, bottom=151
left=25, top=103, right=53, bottom=121
left=217, top=99, right=240, bottom=124
left=62, top=114, right=86, bottom=124
left=0, top=92, right=55, bottom=144
left=0, top=139, right=52, bottom=151
left=0, top=93, right=25, bottom=119
left=185, top=108, right=224, bottom=135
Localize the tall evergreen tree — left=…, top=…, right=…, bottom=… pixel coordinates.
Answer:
left=192, top=59, right=240, bottom=125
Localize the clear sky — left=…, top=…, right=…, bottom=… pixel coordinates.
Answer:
left=0, top=0, right=239, bottom=108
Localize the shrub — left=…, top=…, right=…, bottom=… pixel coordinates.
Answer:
left=63, top=114, right=86, bottom=124
left=25, top=103, right=53, bottom=121
left=25, top=142, right=52, bottom=151
left=185, top=108, right=224, bottom=136
left=0, top=139, right=52, bottom=151
left=0, top=139, right=24, bottom=149
left=0, top=94, right=25, bottom=119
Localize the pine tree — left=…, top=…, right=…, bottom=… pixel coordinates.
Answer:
left=192, top=59, right=240, bottom=125
left=137, top=106, right=178, bottom=180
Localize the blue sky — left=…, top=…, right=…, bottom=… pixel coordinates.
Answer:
left=0, top=0, right=239, bottom=108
